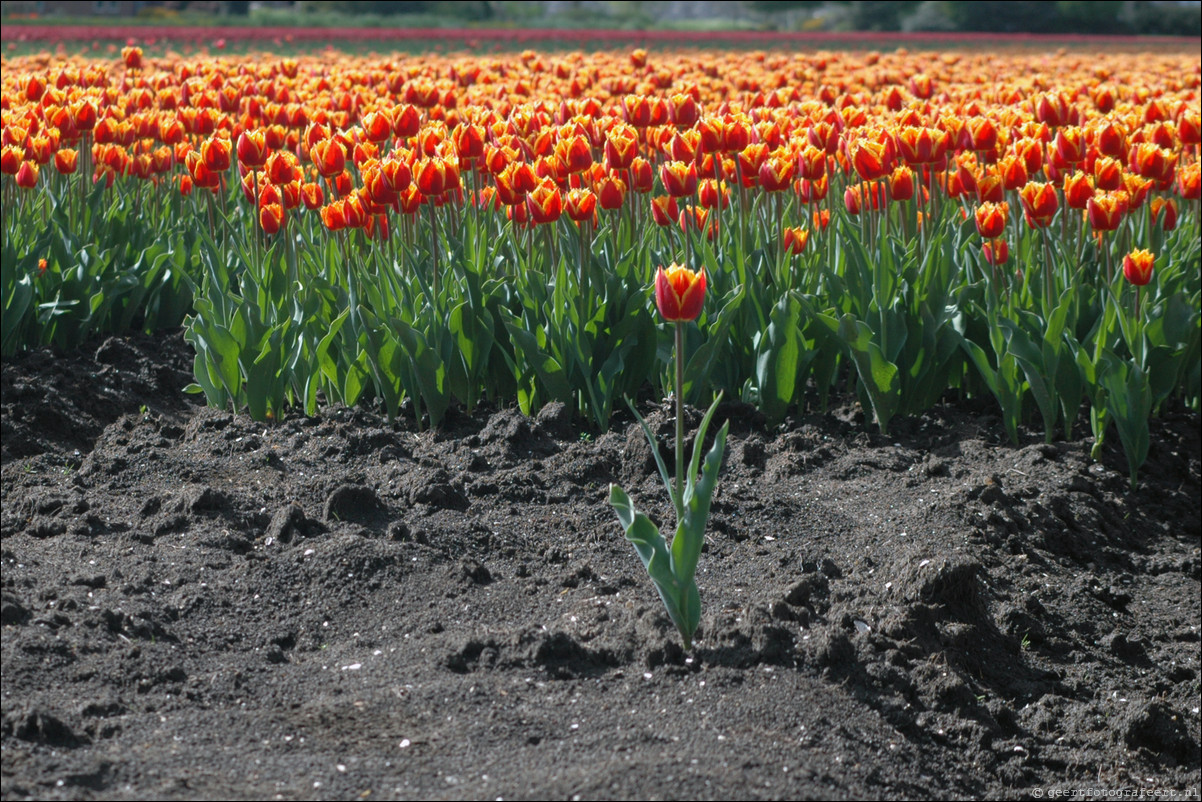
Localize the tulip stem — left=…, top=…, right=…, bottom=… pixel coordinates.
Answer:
left=674, top=321, right=685, bottom=510
left=426, top=201, right=440, bottom=301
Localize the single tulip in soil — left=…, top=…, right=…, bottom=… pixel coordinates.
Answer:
left=610, top=265, right=728, bottom=650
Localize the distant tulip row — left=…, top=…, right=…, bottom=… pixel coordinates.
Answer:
left=2, top=44, right=1198, bottom=485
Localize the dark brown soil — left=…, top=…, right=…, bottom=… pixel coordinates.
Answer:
left=2, top=330, right=1199, bottom=801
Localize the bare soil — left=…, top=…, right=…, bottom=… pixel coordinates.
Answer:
left=2, top=330, right=1199, bottom=801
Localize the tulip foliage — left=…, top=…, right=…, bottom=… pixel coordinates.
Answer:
left=2, top=42, right=1200, bottom=485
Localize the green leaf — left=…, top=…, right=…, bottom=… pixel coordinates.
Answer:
left=754, top=294, right=803, bottom=425
left=675, top=411, right=729, bottom=588
left=609, top=483, right=695, bottom=647
left=505, top=320, right=572, bottom=404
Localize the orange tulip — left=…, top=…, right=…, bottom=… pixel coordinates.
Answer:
left=392, top=104, right=422, bottom=138
left=782, top=226, right=809, bottom=256
left=352, top=142, right=379, bottom=169
left=1122, top=249, right=1154, bottom=286
left=655, top=264, right=706, bottom=322
left=263, top=151, right=298, bottom=185
left=507, top=200, right=531, bottom=228
left=895, top=126, right=947, bottom=165
left=1063, top=171, right=1095, bottom=210
left=724, top=116, right=752, bottom=153
left=236, top=129, right=267, bottom=168
left=321, top=199, right=348, bottom=231
left=622, top=95, right=652, bottom=128
left=15, top=160, right=39, bottom=189
left=695, top=116, right=724, bottom=155
left=698, top=178, right=729, bottom=210
left=397, top=185, right=422, bottom=215
left=1013, top=137, right=1044, bottom=176
left=362, top=111, right=393, bottom=144
left=658, top=160, right=696, bottom=198
left=259, top=202, right=284, bottom=235
left=556, top=134, right=592, bottom=174
left=629, top=157, right=654, bottom=194
left=1086, top=191, right=1128, bottom=232
left=1091, top=156, right=1122, bottom=192
left=666, top=130, right=698, bottom=164
left=1092, top=120, right=1127, bottom=159
left=69, top=100, right=97, bottom=132
left=982, top=239, right=1009, bottom=266
left=795, top=175, right=829, bottom=204
left=678, top=206, right=715, bottom=240
left=909, top=73, right=933, bottom=99
left=753, top=153, right=791, bottom=193
left=415, top=157, right=450, bottom=196
left=670, top=93, right=700, bottom=128
left=526, top=178, right=562, bottom=224
left=1019, top=182, right=1058, bottom=228
left=93, top=116, right=120, bottom=145
left=381, top=156, right=413, bottom=194
left=310, top=139, right=346, bottom=178
left=495, top=161, right=535, bottom=206
left=844, top=184, right=863, bottom=215
left=1127, top=143, right=1173, bottom=183
left=650, top=195, right=678, bottom=227
left=975, top=170, right=1003, bottom=204
left=962, top=117, right=997, bottom=153
left=889, top=166, right=915, bottom=202
left=975, top=202, right=1009, bottom=239
left=849, top=139, right=889, bottom=182
left=1053, top=126, right=1086, bottom=166
left=300, top=181, right=324, bottom=211
left=1175, top=162, right=1199, bottom=200
left=2, top=145, right=24, bottom=176
left=564, top=187, right=596, bottom=223
left=1123, top=173, right=1153, bottom=209
left=24, top=75, right=46, bottom=102
left=595, top=175, right=626, bottom=210
left=185, top=150, right=220, bottom=190
left=1033, top=92, right=1070, bottom=128
left=603, top=125, right=638, bottom=171
left=1150, top=197, right=1178, bottom=231
left=53, top=148, right=79, bottom=175
left=330, top=169, right=354, bottom=199
left=736, top=143, right=770, bottom=181
left=201, top=135, right=231, bottom=172
left=240, top=170, right=266, bottom=204
left=797, top=144, right=827, bottom=180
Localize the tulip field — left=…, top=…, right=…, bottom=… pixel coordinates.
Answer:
left=2, top=41, right=1199, bottom=485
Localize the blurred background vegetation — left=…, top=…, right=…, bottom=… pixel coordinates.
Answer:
left=1, top=0, right=1199, bottom=36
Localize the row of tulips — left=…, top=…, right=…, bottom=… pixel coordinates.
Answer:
left=2, top=45, right=1199, bottom=485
